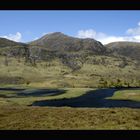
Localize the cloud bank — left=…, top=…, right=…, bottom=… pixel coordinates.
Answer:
left=0, top=32, right=22, bottom=42
left=77, top=21, right=140, bottom=44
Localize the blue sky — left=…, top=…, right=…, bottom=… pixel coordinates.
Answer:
left=0, top=10, right=140, bottom=44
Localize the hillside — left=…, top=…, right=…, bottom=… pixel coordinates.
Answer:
left=105, top=41, right=140, bottom=61
left=0, top=37, right=27, bottom=48
left=0, top=33, right=140, bottom=88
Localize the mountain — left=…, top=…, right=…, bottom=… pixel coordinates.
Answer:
left=0, top=37, right=27, bottom=48
left=0, top=37, right=28, bottom=57
left=0, top=33, right=140, bottom=87
left=105, top=41, right=140, bottom=61
left=29, top=32, right=106, bottom=54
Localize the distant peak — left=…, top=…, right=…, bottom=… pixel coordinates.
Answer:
left=52, top=32, right=63, bottom=35
left=44, top=32, right=64, bottom=36
left=39, top=32, right=68, bottom=41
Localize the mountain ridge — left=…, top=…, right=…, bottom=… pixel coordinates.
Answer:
left=1, top=32, right=140, bottom=62
left=29, top=32, right=106, bottom=54
left=0, top=32, right=140, bottom=87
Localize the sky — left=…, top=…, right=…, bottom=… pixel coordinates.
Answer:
left=0, top=10, right=140, bottom=44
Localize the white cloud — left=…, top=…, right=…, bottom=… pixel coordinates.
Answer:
left=77, top=21, right=140, bottom=44
left=77, top=29, right=127, bottom=44
left=33, top=37, right=39, bottom=40
left=126, top=21, right=140, bottom=36
left=1, top=32, right=22, bottom=42
left=99, top=35, right=140, bottom=44
left=77, top=29, right=96, bottom=38
left=99, top=36, right=125, bottom=44
left=126, top=27, right=140, bottom=36
left=77, top=29, right=107, bottom=40
left=42, top=32, right=47, bottom=36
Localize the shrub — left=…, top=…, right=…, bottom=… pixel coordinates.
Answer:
left=26, top=81, right=31, bottom=85
left=99, top=77, right=108, bottom=88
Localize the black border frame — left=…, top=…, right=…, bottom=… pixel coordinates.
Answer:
left=0, top=0, right=140, bottom=139
left=0, top=0, right=140, bottom=10
left=0, top=130, right=140, bottom=140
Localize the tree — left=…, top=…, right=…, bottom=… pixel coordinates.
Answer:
left=114, top=79, right=123, bottom=88
left=126, top=82, right=130, bottom=88
left=99, top=77, right=108, bottom=88
left=110, top=81, right=115, bottom=87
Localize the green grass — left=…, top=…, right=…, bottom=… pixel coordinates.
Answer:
left=0, top=55, right=140, bottom=88
left=107, top=89, right=140, bottom=102
left=0, top=88, right=93, bottom=106
left=0, top=55, right=140, bottom=130
left=1, top=38, right=140, bottom=130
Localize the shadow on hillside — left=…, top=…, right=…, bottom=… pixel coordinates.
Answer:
left=31, top=88, right=140, bottom=108
left=16, top=89, right=66, bottom=97
left=0, top=87, right=25, bottom=91
left=0, top=87, right=67, bottom=98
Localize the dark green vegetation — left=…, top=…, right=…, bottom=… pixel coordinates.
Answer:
left=0, top=32, right=140, bottom=129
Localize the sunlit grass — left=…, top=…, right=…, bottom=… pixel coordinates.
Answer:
left=107, top=89, right=140, bottom=102
left=0, top=88, right=93, bottom=106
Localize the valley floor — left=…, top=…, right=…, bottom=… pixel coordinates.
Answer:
left=0, top=86, right=140, bottom=130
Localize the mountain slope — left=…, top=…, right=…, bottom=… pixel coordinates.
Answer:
left=0, top=37, right=27, bottom=48
left=29, top=32, right=106, bottom=54
left=105, top=41, right=140, bottom=61
left=0, top=34, right=140, bottom=87
left=0, top=37, right=29, bottom=57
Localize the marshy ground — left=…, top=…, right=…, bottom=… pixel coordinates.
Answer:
left=0, top=86, right=140, bottom=129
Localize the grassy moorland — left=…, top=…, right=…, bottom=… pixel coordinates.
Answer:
left=0, top=35, right=140, bottom=130
left=107, top=89, right=140, bottom=102
left=0, top=106, right=139, bottom=130
left=0, top=55, right=140, bottom=88
left=0, top=54, right=140, bottom=129
left=0, top=87, right=92, bottom=106
left=0, top=87, right=140, bottom=129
